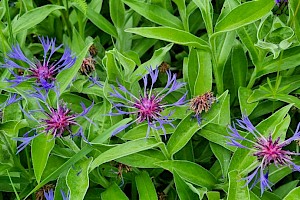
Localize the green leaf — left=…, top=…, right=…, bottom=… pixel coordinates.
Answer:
left=110, top=0, right=125, bottom=29
left=135, top=171, right=157, bottom=200
left=101, top=183, right=129, bottom=200
left=193, top=0, right=213, bottom=36
left=126, top=27, right=209, bottom=50
left=66, top=158, right=92, bottom=200
left=72, top=0, right=88, bottom=14
left=289, top=0, right=300, bottom=42
left=231, top=44, right=247, bottom=90
left=167, top=91, right=228, bottom=156
left=274, top=181, right=299, bottom=199
left=116, top=149, right=166, bottom=168
left=283, top=186, right=300, bottom=200
left=174, top=170, right=199, bottom=200
left=238, top=87, right=259, bottom=116
left=227, top=170, right=250, bottom=200
left=31, top=134, right=55, bottom=183
left=86, top=9, right=117, bottom=38
left=122, top=0, right=183, bottom=29
left=11, top=5, right=65, bottom=34
left=215, top=0, right=274, bottom=32
left=90, top=138, right=163, bottom=171
left=194, top=49, right=212, bottom=95
left=210, top=143, right=231, bottom=180
left=155, top=160, right=217, bottom=189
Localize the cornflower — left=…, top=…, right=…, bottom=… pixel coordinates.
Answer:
left=15, top=88, right=93, bottom=154
left=190, top=91, right=216, bottom=124
left=227, top=115, right=300, bottom=195
left=44, top=189, right=70, bottom=200
left=109, top=67, right=186, bottom=137
left=2, top=36, right=76, bottom=90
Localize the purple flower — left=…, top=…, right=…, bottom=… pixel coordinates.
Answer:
left=3, top=36, right=76, bottom=91
left=15, top=88, right=93, bottom=153
left=228, top=115, right=300, bottom=195
left=109, top=67, right=186, bottom=137
left=44, top=189, right=54, bottom=200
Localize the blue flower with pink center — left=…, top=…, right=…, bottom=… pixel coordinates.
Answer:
left=15, top=88, right=93, bottom=154
left=109, top=67, right=187, bottom=137
left=2, top=36, right=76, bottom=90
left=227, top=115, right=300, bottom=195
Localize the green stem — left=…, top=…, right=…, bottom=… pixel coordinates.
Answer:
left=58, top=0, right=72, bottom=38
left=153, top=130, right=171, bottom=159
left=163, top=179, right=174, bottom=194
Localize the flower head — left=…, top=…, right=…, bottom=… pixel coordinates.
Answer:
left=109, top=67, right=186, bottom=137
left=15, top=88, right=93, bottom=153
left=227, top=115, right=300, bottom=195
left=190, top=92, right=216, bottom=124
left=3, top=36, right=76, bottom=90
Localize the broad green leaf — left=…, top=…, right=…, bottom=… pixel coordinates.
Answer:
left=101, top=183, right=129, bottom=200
left=215, top=0, right=274, bottom=32
left=174, top=170, right=199, bottom=200
left=86, top=9, right=118, bottom=38
left=236, top=24, right=261, bottom=66
left=185, top=183, right=207, bottom=200
left=11, top=5, right=65, bottom=34
left=135, top=171, right=157, bottom=200
left=207, top=191, right=220, bottom=200
left=122, top=0, right=183, bottom=29
left=227, top=170, right=250, bottom=200
left=199, top=123, right=234, bottom=151
left=54, top=174, right=69, bottom=200
left=155, top=160, right=217, bottom=189
left=238, top=87, right=259, bottom=116
left=126, top=27, right=209, bottom=50
left=283, top=186, right=300, bottom=200
left=32, top=134, right=55, bottom=183
left=167, top=91, right=228, bottom=156
left=231, top=44, right=247, bottom=90
left=210, top=143, right=231, bottom=180
left=90, top=138, right=162, bottom=171
left=194, top=50, right=212, bottom=95
left=66, top=158, right=92, bottom=200
left=116, top=149, right=166, bottom=168
left=193, top=0, right=213, bottom=36
left=273, top=181, right=299, bottom=199
left=110, top=0, right=125, bottom=29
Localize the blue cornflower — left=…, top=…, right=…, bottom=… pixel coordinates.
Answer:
left=109, top=67, right=186, bottom=137
left=227, top=115, right=300, bottom=195
left=0, top=93, right=22, bottom=109
left=15, top=88, right=93, bottom=153
left=43, top=189, right=70, bottom=200
left=2, top=36, right=76, bottom=90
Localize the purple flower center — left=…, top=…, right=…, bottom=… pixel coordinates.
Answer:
left=134, top=95, right=163, bottom=123
left=254, top=136, right=289, bottom=166
left=30, top=64, right=55, bottom=81
left=43, top=106, right=76, bottom=137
